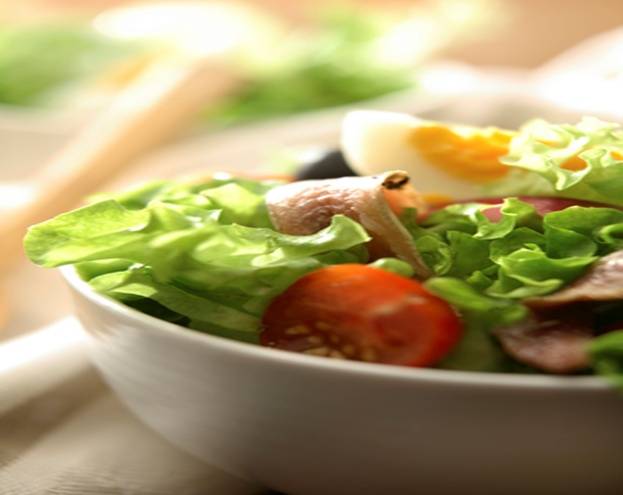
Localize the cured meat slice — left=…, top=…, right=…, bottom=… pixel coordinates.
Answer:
left=526, top=251, right=623, bottom=308
left=497, top=250, right=623, bottom=372
left=493, top=315, right=593, bottom=373
left=265, top=171, right=431, bottom=278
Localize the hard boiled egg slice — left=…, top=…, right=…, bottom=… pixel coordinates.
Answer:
left=341, top=110, right=515, bottom=200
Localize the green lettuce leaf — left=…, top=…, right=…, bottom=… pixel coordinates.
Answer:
left=368, top=257, right=415, bottom=277
left=25, top=178, right=374, bottom=341
left=405, top=197, right=623, bottom=374
left=588, top=330, right=623, bottom=390
left=491, top=117, right=623, bottom=206
left=425, top=277, right=527, bottom=372
left=406, top=199, right=621, bottom=300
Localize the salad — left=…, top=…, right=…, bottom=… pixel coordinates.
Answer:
left=0, top=2, right=494, bottom=125
left=0, top=8, right=415, bottom=121
left=24, top=113, right=623, bottom=388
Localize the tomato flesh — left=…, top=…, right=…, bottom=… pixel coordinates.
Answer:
left=261, top=265, right=462, bottom=367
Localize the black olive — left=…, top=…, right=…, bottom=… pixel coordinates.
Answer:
left=295, top=149, right=357, bottom=181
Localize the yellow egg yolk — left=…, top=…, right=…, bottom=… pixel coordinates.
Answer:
left=409, top=125, right=513, bottom=183
left=537, top=146, right=623, bottom=171
left=408, top=125, right=623, bottom=180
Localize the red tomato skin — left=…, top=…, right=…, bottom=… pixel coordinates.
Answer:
left=261, top=265, right=462, bottom=367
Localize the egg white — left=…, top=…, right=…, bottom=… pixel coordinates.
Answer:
left=341, top=110, right=487, bottom=199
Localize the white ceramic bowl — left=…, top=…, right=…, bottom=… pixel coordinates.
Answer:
left=62, top=266, right=623, bottom=495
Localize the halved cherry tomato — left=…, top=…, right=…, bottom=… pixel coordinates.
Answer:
left=261, top=264, right=461, bottom=367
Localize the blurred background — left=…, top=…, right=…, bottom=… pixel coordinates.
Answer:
left=2, top=0, right=623, bottom=334
left=1, top=0, right=622, bottom=120
left=3, top=0, right=623, bottom=67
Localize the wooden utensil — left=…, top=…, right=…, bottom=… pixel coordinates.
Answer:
left=0, top=57, right=239, bottom=276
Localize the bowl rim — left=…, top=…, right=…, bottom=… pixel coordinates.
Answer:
left=61, top=265, right=612, bottom=392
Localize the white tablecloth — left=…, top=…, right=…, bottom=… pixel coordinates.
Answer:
left=0, top=321, right=274, bottom=495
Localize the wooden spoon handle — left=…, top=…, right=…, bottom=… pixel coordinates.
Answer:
left=1, top=58, right=238, bottom=275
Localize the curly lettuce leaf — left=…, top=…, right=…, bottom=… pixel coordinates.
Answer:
left=90, top=267, right=259, bottom=330
left=406, top=199, right=623, bottom=375
left=491, top=117, right=623, bottom=206
left=406, top=200, right=622, bottom=301
left=425, top=277, right=527, bottom=372
left=589, top=330, right=623, bottom=390
left=25, top=178, right=373, bottom=341
left=368, top=257, right=414, bottom=277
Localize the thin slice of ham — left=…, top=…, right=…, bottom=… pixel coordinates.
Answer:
left=265, top=170, right=431, bottom=279
left=526, top=250, right=623, bottom=308
left=493, top=315, right=593, bottom=373
left=496, top=250, right=623, bottom=373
